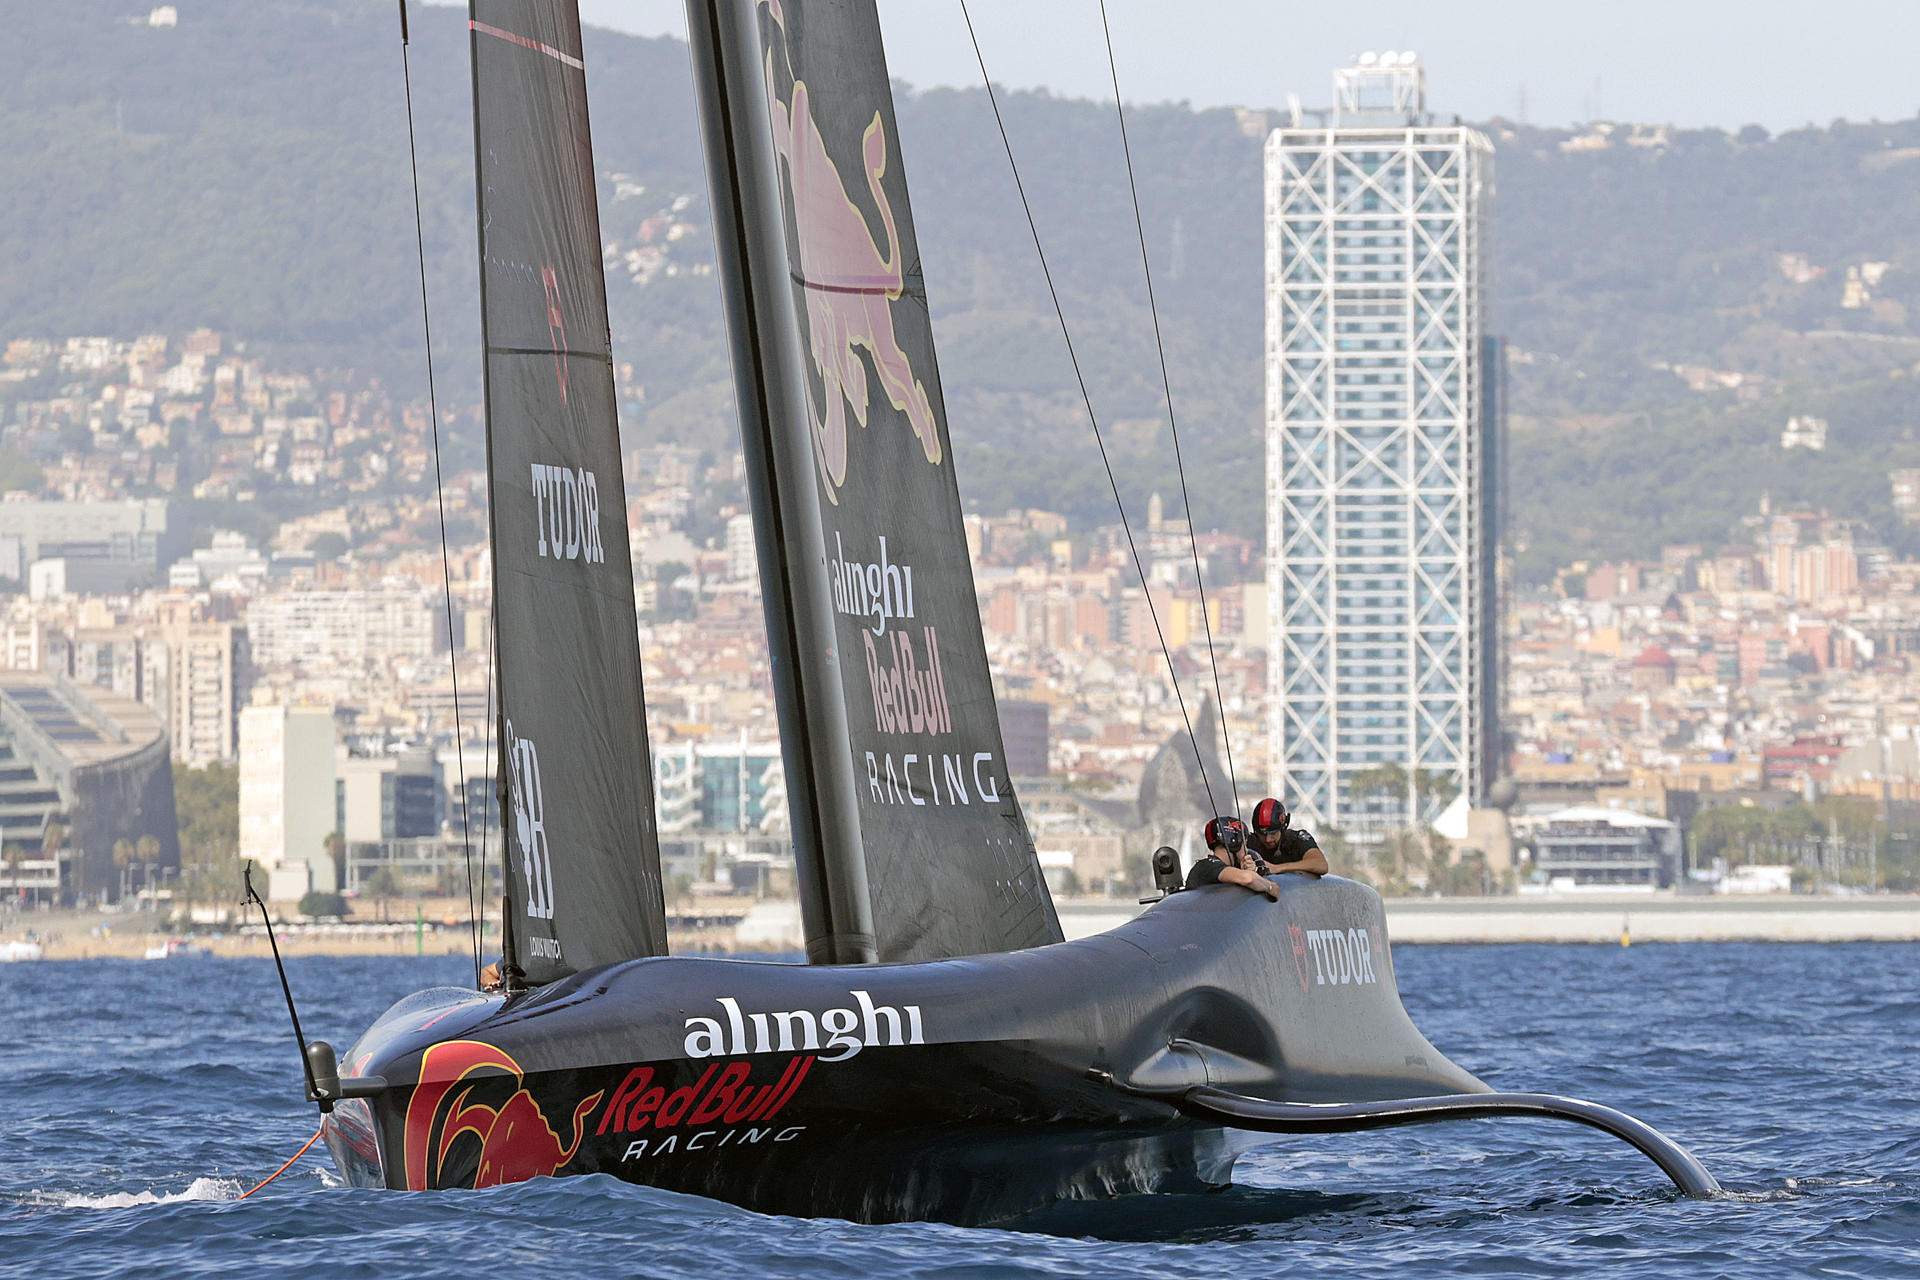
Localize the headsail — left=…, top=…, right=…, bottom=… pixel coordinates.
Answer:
left=690, top=0, right=1060, bottom=962
left=470, top=0, right=665, bottom=982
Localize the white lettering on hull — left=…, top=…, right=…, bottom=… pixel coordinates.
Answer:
left=683, top=990, right=925, bottom=1063
left=1304, top=927, right=1379, bottom=986
left=621, top=1126, right=804, bottom=1161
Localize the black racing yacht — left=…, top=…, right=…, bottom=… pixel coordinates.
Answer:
left=311, top=0, right=1717, bottom=1223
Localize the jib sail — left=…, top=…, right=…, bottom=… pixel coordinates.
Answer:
left=470, top=0, right=665, bottom=982
left=689, top=0, right=1060, bottom=962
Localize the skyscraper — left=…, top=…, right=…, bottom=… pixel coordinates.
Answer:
left=1265, top=53, right=1499, bottom=832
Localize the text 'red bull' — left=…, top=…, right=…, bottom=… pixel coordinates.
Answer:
left=863, top=626, right=951, bottom=736
left=594, top=1056, right=813, bottom=1136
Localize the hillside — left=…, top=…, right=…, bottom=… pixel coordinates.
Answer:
left=5, top=1, right=1920, bottom=580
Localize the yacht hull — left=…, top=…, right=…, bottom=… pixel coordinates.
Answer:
left=321, top=876, right=1704, bottom=1222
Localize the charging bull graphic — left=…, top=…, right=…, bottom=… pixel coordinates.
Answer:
left=403, top=1040, right=602, bottom=1190
left=761, top=0, right=942, bottom=502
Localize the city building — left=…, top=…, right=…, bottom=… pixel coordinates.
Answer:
left=0, top=497, right=172, bottom=588
left=724, top=512, right=757, bottom=581
left=652, top=738, right=788, bottom=834
left=246, top=586, right=436, bottom=673
left=1000, top=698, right=1051, bottom=778
left=163, top=620, right=247, bottom=765
left=1264, top=52, right=1498, bottom=829
left=437, top=741, right=499, bottom=835
left=167, top=530, right=269, bottom=591
left=1891, top=469, right=1920, bottom=524
left=238, top=703, right=337, bottom=899
left=0, top=673, right=178, bottom=904
left=1779, top=415, right=1828, bottom=452
left=1527, top=806, right=1681, bottom=890
left=342, top=836, right=500, bottom=898
left=336, top=749, right=440, bottom=843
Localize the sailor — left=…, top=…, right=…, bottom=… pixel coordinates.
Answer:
left=1184, top=815, right=1278, bottom=899
left=1247, top=797, right=1329, bottom=879
left=478, top=958, right=524, bottom=992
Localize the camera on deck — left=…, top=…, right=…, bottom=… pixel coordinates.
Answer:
left=1139, top=846, right=1185, bottom=905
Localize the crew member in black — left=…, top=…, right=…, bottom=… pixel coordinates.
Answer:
left=1247, top=796, right=1329, bottom=877
left=1185, top=815, right=1278, bottom=899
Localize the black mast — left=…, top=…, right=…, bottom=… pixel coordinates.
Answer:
left=468, top=1, right=515, bottom=984
left=686, top=0, right=877, bottom=964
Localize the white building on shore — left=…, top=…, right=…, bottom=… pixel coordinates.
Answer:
left=239, top=703, right=337, bottom=900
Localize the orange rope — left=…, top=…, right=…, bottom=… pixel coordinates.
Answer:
left=238, top=1126, right=323, bottom=1201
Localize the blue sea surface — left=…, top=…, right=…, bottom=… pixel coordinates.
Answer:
left=1, top=942, right=1915, bottom=1278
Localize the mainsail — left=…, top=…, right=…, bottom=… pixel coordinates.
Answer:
left=470, top=0, right=665, bottom=982
left=690, top=0, right=1060, bottom=962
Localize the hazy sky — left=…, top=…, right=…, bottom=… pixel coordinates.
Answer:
left=542, top=0, right=1920, bottom=130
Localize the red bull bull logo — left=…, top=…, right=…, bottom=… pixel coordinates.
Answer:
left=760, top=0, right=942, bottom=502
left=403, top=1040, right=602, bottom=1190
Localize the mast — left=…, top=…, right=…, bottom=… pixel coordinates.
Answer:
left=469, top=0, right=668, bottom=983
left=687, top=0, right=877, bottom=964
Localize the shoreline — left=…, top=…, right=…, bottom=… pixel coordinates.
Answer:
left=6, top=892, right=1918, bottom=958
left=1381, top=894, right=1920, bottom=944
left=1059, top=892, right=1920, bottom=945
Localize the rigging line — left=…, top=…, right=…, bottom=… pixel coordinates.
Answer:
left=1098, top=0, right=1241, bottom=820
left=959, top=0, right=1216, bottom=816
left=396, top=0, right=481, bottom=987
left=237, top=1126, right=324, bottom=1201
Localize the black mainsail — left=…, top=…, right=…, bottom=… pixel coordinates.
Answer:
left=690, top=0, right=1060, bottom=963
left=470, top=0, right=665, bottom=982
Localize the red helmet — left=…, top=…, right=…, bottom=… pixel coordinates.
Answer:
left=1251, top=797, right=1290, bottom=835
left=1203, top=815, right=1247, bottom=854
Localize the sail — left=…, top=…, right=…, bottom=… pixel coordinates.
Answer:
left=694, top=0, right=1060, bottom=962
left=470, top=0, right=665, bottom=982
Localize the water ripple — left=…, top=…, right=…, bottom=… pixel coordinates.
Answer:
left=1, top=944, right=1916, bottom=1278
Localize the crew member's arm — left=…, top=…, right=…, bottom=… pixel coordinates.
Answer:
left=1216, top=864, right=1280, bottom=899
left=1271, top=830, right=1329, bottom=877
left=1186, top=855, right=1279, bottom=899
left=1277, top=848, right=1328, bottom=877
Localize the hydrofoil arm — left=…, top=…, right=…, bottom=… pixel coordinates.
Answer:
left=1174, top=1085, right=1720, bottom=1198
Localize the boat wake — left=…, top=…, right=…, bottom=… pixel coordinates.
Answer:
left=46, top=1176, right=241, bottom=1210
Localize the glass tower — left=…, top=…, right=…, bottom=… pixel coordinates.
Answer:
left=1264, top=53, right=1497, bottom=832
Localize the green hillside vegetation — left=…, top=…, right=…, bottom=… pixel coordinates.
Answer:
left=4, top=2, right=1919, bottom=580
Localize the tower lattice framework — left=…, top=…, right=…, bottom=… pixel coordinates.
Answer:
left=1264, top=117, right=1493, bottom=832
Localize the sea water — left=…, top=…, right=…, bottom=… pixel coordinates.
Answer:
left=1, top=943, right=1914, bottom=1278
